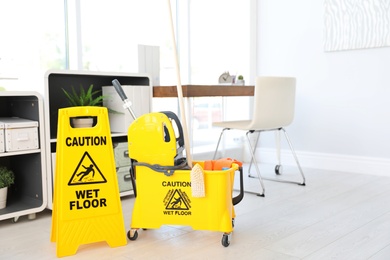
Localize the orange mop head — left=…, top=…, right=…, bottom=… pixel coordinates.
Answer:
left=204, top=158, right=242, bottom=171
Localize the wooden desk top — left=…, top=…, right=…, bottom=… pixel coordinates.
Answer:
left=153, top=85, right=254, bottom=97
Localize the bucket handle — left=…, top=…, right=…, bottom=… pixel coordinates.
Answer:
left=232, top=166, right=244, bottom=206
left=133, top=160, right=189, bottom=177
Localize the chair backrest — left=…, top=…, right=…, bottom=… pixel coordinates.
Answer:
left=249, top=76, right=296, bottom=130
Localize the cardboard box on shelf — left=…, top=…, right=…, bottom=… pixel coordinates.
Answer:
left=0, top=117, right=39, bottom=152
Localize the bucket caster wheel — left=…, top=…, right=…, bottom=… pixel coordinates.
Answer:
left=275, top=165, right=283, bottom=175
left=221, top=233, right=231, bottom=247
left=127, top=229, right=138, bottom=241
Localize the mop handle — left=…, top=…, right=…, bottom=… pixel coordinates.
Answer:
left=112, top=79, right=128, bottom=101
left=112, top=79, right=137, bottom=120
left=166, top=0, right=193, bottom=168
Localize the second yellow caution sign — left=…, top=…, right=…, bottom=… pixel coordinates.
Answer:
left=51, top=106, right=127, bottom=258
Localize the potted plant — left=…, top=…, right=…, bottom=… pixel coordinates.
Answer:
left=236, top=75, right=245, bottom=85
left=62, top=84, right=106, bottom=128
left=62, top=84, right=105, bottom=107
left=0, top=166, right=15, bottom=209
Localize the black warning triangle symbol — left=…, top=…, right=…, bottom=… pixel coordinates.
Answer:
left=68, top=151, right=107, bottom=186
left=165, top=190, right=190, bottom=210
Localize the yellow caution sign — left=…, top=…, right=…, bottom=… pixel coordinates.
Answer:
left=51, top=106, right=127, bottom=258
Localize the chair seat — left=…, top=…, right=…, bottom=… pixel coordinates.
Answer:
left=212, top=120, right=252, bottom=130
left=213, top=120, right=282, bottom=131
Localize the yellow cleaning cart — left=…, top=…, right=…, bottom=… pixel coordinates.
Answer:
left=126, top=112, right=243, bottom=247
left=110, top=79, right=243, bottom=247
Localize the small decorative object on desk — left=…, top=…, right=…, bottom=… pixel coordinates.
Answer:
left=218, top=71, right=234, bottom=84
left=0, top=166, right=15, bottom=209
left=236, top=75, right=245, bottom=85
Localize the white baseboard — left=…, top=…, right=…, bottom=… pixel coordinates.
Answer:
left=192, top=145, right=244, bottom=161
left=256, top=148, right=390, bottom=177
left=191, top=145, right=390, bottom=177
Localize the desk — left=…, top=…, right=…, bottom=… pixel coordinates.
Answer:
left=153, top=85, right=254, bottom=97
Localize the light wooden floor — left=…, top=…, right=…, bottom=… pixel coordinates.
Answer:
left=1, top=164, right=390, bottom=259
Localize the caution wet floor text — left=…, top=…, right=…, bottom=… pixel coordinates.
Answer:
left=51, top=107, right=127, bottom=258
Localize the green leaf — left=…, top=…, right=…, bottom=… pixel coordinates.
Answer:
left=0, top=166, right=15, bottom=188
left=62, top=84, right=106, bottom=107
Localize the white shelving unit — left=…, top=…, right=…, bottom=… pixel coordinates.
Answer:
left=0, top=91, right=47, bottom=222
left=44, top=70, right=152, bottom=209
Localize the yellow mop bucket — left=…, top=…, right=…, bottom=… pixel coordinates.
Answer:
left=131, top=161, right=237, bottom=227
left=126, top=112, right=243, bottom=247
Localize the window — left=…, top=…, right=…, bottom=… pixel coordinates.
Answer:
left=77, top=0, right=175, bottom=83
left=0, top=1, right=65, bottom=91
left=187, top=0, right=251, bottom=84
left=183, top=0, right=252, bottom=155
left=1, top=0, right=254, bottom=156
left=77, top=0, right=253, bottom=156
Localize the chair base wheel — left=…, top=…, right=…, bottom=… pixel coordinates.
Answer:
left=275, top=165, right=282, bottom=175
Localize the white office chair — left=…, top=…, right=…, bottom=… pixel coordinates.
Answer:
left=213, top=76, right=306, bottom=196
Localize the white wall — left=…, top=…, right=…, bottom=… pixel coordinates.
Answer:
left=256, top=0, right=390, bottom=175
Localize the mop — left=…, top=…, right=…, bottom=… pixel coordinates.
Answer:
left=166, top=0, right=205, bottom=197
left=190, top=163, right=206, bottom=198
